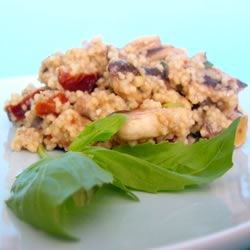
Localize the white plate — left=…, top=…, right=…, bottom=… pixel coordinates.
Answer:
left=0, top=76, right=249, bottom=250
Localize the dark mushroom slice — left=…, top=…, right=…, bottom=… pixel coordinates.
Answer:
left=203, top=75, right=221, bottom=88
left=108, top=60, right=140, bottom=76
left=146, top=46, right=171, bottom=61
left=146, top=45, right=183, bottom=62
left=236, top=79, right=248, bottom=90
left=146, top=47, right=165, bottom=57
left=143, top=66, right=168, bottom=80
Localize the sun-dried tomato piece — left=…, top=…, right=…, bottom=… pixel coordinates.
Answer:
left=35, top=92, right=68, bottom=116
left=5, top=88, right=44, bottom=121
left=53, top=92, right=68, bottom=103
left=58, top=70, right=100, bottom=92
left=35, top=100, right=56, bottom=116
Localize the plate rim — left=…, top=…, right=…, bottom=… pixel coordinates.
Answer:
left=162, top=220, right=250, bottom=249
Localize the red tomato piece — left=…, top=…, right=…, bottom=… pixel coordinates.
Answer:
left=58, top=70, right=100, bottom=92
left=35, top=92, right=68, bottom=116
left=6, top=88, right=44, bottom=121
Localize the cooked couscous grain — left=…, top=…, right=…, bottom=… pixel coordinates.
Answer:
left=5, top=36, right=247, bottom=152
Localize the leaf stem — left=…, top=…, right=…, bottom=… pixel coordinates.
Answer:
left=37, top=144, right=48, bottom=159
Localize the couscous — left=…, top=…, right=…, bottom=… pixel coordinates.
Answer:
left=5, top=36, right=247, bottom=152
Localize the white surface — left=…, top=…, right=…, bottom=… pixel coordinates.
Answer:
left=0, top=76, right=249, bottom=250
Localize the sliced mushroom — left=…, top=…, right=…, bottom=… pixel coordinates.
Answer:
left=236, top=79, right=248, bottom=91
left=146, top=45, right=187, bottom=62
left=143, top=66, right=168, bottom=80
left=108, top=60, right=140, bottom=76
left=123, top=36, right=161, bottom=53
left=235, top=115, right=248, bottom=147
left=203, top=75, right=221, bottom=88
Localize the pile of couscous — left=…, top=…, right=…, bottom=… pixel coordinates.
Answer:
left=5, top=36, right=247, bottom=152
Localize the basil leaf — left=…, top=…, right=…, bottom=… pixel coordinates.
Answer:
left=204, top=60, right=213, bottom=68
left=115, top=119, right=240, bottom=175
left=82, top=146, right=222, bottom=192
left=6, top=152, right=112, bottom=240
left=204, top=53, right=214, bottom=68
left=37, top=144, right=48, bottom=159
left=82, top=119, right=239, bottom=192
left=83, top=146, right=193, bottom=192
left=69, top=114, right=127, bottom=151
left=112, top=179, right=139, bottom=201
left=68, top=113, right=138, bottom=200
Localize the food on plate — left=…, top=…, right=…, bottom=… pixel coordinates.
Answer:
left=4, top=37, right=248, bottom=240
left=6, top=115, right=241, bottom=240
left=4, top=36, right=248, bottom=152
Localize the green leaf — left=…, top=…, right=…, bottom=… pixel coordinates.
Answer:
left=204, top=60, right=213, bottom=68
left=37, top=144, right=48, bottom=159
left=83, top=146, right=195, bottom=192
left=82, top=146, right=222, bottom=192
left=6, top=152, right=112, bottom=240
left=68, top=113, right=138, bottom=200
left=115, top=119, right=240, bottom=175
left=204, top=53, right=214, bottom=68
left=69, top=114, right=127, bottom=151
left=82, top=119, right=240, bottom=192
left=112, top=179, right=139, bottom=201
